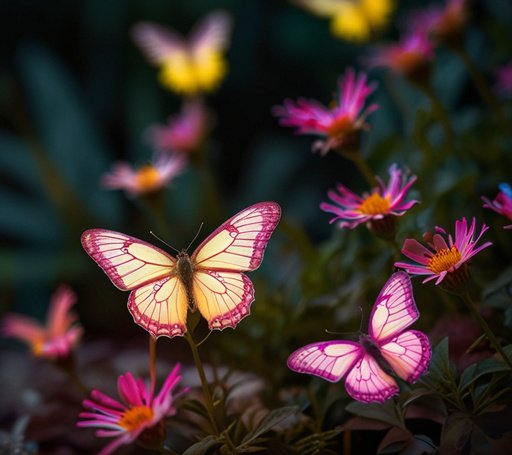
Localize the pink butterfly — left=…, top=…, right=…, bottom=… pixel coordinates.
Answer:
left=81, top=202, right=281, bottom=339
left=287, top=272, right=431, bottom=403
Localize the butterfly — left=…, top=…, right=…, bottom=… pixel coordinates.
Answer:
left=81, top=202, right=281, bottom=338
left=131, top=10, right=232, bottom=95
left=287, top=272, right=431, bottom=403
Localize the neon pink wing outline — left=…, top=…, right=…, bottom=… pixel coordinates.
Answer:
left=81, top=229, right=175, bottom=290
left=192, top=201, right=281, bottom=272
left=379, top=330, right=431, bottom=382
left=287, top=340, right=363, bottom=382
left=131, top=22, right=186, bottom=65
left=369, top=271, right=419, bottom=343
left=344, top=353, right=400, bottom=403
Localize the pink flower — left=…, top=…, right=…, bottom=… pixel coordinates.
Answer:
left=482, top=183, right=512, bottom=229
left=320, top=164, right=418, bottom=230
left=274, top=68, right=378, bottom=155
left=369, top=32, right=434, bottom=80
left=395, top=217, right=493, bottom=286
left=102, top=153, right=186, bottom=197
left=494, top=62, right=512, bottom=98
left=2, top=285, right=82, bottom=359
left=146, top=100, right=212, bottom=154
left=77, top=366, right=186, bottom=455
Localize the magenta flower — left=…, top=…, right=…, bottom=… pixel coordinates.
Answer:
left=102, top=153, right=186, bottom=197
left=395, top=217, right=493, bottom=286
left=369, top=32, right=434, bottom=80
left=482, top=183, right=512, bottom=229
left=78, top=365, right=186, bottom=455
left=494, top=62, right=512, bottom=98
left=146, top=100, right=212, bottom=154
left=274, top=68, right=378, bottom=155
left=2, top=285, right=82, bottom=359
left=320, top=164, right=418, bottom=232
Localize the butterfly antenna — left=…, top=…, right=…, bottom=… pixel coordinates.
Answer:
left=324, top=329, right=354, bottom=336
left=185, top=222, right=204, bottom=252
left=357, top=305, right=365, bottom=334
left=149, top=231, right=180, bottom=254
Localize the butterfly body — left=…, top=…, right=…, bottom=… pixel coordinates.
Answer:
left=81, top=202, right=281, bottom=338
left=287, top=272, right=431, bottom=403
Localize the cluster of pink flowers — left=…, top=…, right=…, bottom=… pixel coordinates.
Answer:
left=482, top=183, right=512, bottom=229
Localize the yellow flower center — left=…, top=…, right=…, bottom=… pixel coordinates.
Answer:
left=135, top=165, right=160, bottom=191
left=119, top=406, right=154, bottom=432
left=32, top=338, right=45, bottom=356
left=358, top=193, right=391, bottom=215
left=427, top=246, right=462, bottom=273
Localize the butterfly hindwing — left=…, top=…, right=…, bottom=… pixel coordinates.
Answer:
left=81, top=229, right=175, bottom=291
left=369, top=271, right=419, bottom=343
left=192, top=201, right=281, bottom=272
left=128, top=275, right=188, bottom=338
left=192, top=270, right=254, bottom=330
left=287, top=341, right=363, bottom=382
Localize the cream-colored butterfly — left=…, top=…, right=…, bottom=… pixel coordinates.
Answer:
left=81, top=202, right=281, bottom=338
left=131, top=10, right=232, bottom=95
left=295, top=0, right=393, bottom=42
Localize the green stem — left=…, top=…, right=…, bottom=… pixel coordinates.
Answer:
left=422, top=82, right=455, bottom=151
left=149, top=335, right=157, bottom=393
left=461, top=291, right=512, bottom=370
left=347, top=152, right=378, bottom=188
left=184, top=330, right=220, bottom=435
left=55, top=354, right=90, bottom=395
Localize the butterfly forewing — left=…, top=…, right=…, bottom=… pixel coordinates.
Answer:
left=379, top=330, right=431, bottom=382
left=190, top=10, right=232, bottom=54
left=192, top=202, right=281, bottom=271
left=131, top=22, right=185, bottom=64
left=369, top=271, right=419, bottom=343
left=81, top=229, right=175, bottom=291
left=287, top=341, right=363, bottom=383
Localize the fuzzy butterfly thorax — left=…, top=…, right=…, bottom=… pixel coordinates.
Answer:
left=176, top=252, right=196, bottom=311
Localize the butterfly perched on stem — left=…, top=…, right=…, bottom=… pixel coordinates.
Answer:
left=81, top=202, right=280, bottom=338
left=132, top=10, right=232, bottom=95
left=287, top=272, right=431, bottom=403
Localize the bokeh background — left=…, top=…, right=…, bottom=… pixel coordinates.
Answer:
left=1, top=0, right=512, bottom=453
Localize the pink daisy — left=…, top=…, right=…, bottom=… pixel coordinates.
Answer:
left=77, top=365, right=186, bottom=455
left=146, top=100, right=212, bottom=154
left=273, top=68, right=378, bottom=155
left=102, top=153, right=186, bottom=197
left=320, top=164, right=418, bottom=233
left=482, top=183, right=512, bottom=229
left=395, top=217, right=493, bottom=286
left=2, top=285, right=82, bottom=360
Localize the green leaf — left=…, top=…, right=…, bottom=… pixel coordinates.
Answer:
left=182, top=435, right=222, bottom=455
left=345, top=400, right=403, bottom=429
left=241, top=406, right=298, bottom=445
left=459, top=352, right=512, bottom=391
left=182, top=399, right=211, bottom=420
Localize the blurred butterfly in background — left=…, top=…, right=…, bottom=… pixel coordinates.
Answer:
left=287, top=272, right=431, bottom=403
left=294, top=0, right=394, bottom=42
left=131, top=10, right=232, bottom=95
left=81, top=202, right=281, bottom=338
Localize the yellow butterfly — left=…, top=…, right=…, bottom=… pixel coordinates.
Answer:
left=295, top=0, right=393, bottom=42
left=81, top=202, right=281, bottom=338
left=132, top=10, right=232, bottom=95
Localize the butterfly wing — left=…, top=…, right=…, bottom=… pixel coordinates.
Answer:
left=287, top=340, right=363, bottom=382
left=344, top=352, right=399, bottom=403
left=379, top=330, right=431, bottom=383
left=369, top=272, right=419, bottom=343
left=190, top=10, right=232, bottom=55
left=128, top=275, right=188, bottom=338
left=190, top=202, right=280, bottom=330
left=131, top=22, right=186, bottom=65
left=81, top=229, right=175, bottom=290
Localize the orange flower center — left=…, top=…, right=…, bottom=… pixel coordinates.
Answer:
left=427, top=245, right=461, bottom=273
left=327, top=113, right=353, bottom=137
left=135, top=166, right=160, bottom=191
left=32, top=338, right=45, bottom=356
left=393, top=51, right=425, bottom=74
left=358, top=193, right=391, bottom=215
left=119, top=406, right=154, bottom=432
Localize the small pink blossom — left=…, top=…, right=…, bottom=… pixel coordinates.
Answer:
left=2, top=285, right=82, bottom=359
left=494, top=63, right=512, bottom=98
left=102, top=153, right=186, bottom=197
left=395, top=217, right=492, bottom=285
left=320, top=164, right=418, bottom=229
left=482, top=183, right=512, bottom=229
left=146, top=100, right=212, bottom=154
left=274, top=68, right=378, bottom=155
left=77, top=366, right=186, bottom=455
left=368, top=32, right=434, bottom=79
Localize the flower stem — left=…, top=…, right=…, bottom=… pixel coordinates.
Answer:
left=55, top=354, right=90, bottom=395
left=422, top=82, right=455, bottom=150
left=184, top=330, right=220, bottom=435
left=347, top=152, right=378, bottom=188
left=149, top=335, right=157, bottom=394
left=461, top=291, right=512, bottom=370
